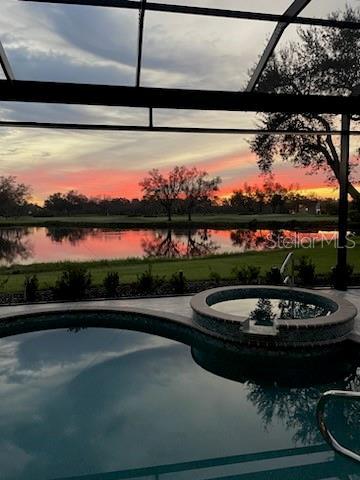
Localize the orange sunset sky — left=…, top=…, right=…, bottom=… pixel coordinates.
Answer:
left=1, top=125, right=359, bottom=204
left=6, top=135, right=354, bottom=204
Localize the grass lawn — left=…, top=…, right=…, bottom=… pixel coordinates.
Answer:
left=0, top=239, right=359, bottom=293
left=0, top=213, right=338, bottom=229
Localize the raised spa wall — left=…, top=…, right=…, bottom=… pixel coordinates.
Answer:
left=190, top=286, right=358, bottom=348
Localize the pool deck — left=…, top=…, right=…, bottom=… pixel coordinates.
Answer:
left=340, top=289, right=360, bottom=343
left=0, top=288, right=359, bottom=344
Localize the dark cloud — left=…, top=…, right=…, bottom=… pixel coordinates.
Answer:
left=6, top=42, right=134, bottom=85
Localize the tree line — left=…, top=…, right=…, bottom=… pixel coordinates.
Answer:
left=0, top=171, right=340, bottom=219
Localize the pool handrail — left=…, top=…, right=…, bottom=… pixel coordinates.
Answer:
left=280, top=251, right=295, bottom=286
left=317, top=390, right=360, bottom=463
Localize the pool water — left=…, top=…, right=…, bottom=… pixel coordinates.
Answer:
left=0, top=327, right=359, bottom=479
left=212, top=297, right=331, bottom=324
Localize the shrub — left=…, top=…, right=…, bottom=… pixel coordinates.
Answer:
left=54, top=265, right=92, bottom=300
left=331, top=264, right=354, bottom=287
left=24, top=275, right=39, bottom=302
left=232, top=265, right=260, bottom=284
left=265, top=267, right=283, bottom=285
left=209, top=267, right=221, bottom=285
left=0, top=276, right=9, bottom=292
left=169, top=270, right=187, bottom=294
left=249, top=298, right=276, bottom=326
left=295, top=256, right=316, bottom=286
left=103, top=272, right=120, bottom=297
left=136, top=264, right=163, bottom=293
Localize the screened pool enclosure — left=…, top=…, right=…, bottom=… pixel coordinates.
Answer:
left=0, top=0, right=359, bottom=289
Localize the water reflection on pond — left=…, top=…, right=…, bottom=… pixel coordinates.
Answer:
left=0, top=226, right=339, bottom=266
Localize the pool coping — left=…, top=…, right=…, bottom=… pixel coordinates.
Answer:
left=0, top=287, right=358, bottom=350
left=0, top=301, right=257, bottom=352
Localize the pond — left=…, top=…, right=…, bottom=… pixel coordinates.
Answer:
left=0, top=226, right=339, bottom=266
left=0, top=326, right=359, bottom=479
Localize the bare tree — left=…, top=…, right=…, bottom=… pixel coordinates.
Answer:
left=250, top=6, right=360, bottom=201
left=139, top=167, right=186, bottom=221
left=181, top=167, right=221, bottom=221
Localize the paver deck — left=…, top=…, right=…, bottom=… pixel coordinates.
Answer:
left=0, top=289, right=360, bottom=343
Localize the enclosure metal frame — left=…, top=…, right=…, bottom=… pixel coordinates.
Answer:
left=0, top=0, right=358, bottom=290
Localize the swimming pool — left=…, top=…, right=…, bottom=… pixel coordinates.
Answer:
left=1, top=323, right=360, bottom=479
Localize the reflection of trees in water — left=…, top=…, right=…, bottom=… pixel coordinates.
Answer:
left=230, top=229, right=330, bottom=251
left=247, top=369, right=360, bottom=446
left=277, top=300, right=328, bottom=320
left=247, top=298, right=329, bottom=324
left=230, top=229, right=282, bottom=251
left=46, top=227, right=103, bottom=246
left=247, top=383, right=323, bottom=444
left=194, top=344, right=360, bottom=449
left=142, top=230, right=181, bottom=258
left=142, top=229, right=220, bottom=258
left=0, top=228, right=32, bottom=264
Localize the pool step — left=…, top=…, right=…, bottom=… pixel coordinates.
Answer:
left=243, top=321, right=278, bottom=336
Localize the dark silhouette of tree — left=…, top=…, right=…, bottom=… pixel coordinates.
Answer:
left=44, top=191, right=89, bottom=216
left=181, top=168, right=221, bottom=221
left=139, top=167, right=186, bottom=221
left=250, top=6, right=360, bottom=201
left=228, top=180, right=292, bottom=214
left=263, top=178, right=290, bottom=214
left=0, top=176, right=31, bottom=217
left=44, top=192, right=69, bottom=215
left=229, top=184, right=262, bottom=213
left=140, top=167, right=221, bottom=221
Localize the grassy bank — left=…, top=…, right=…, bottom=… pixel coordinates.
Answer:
left=0, top=213, right=338, bottom=229
left=1, top=239, right=359, bottom=294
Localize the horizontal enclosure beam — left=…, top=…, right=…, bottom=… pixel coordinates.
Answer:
left=1, top=121, right=360, bottom=136
left=20, top=0, right=360, bottom=30
left=0, top=80, right=359, bottom=114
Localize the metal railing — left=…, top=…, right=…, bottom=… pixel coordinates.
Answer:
left=280, top=251, right=295, bottom=286
left=317, top=390, right=360, bottom=463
